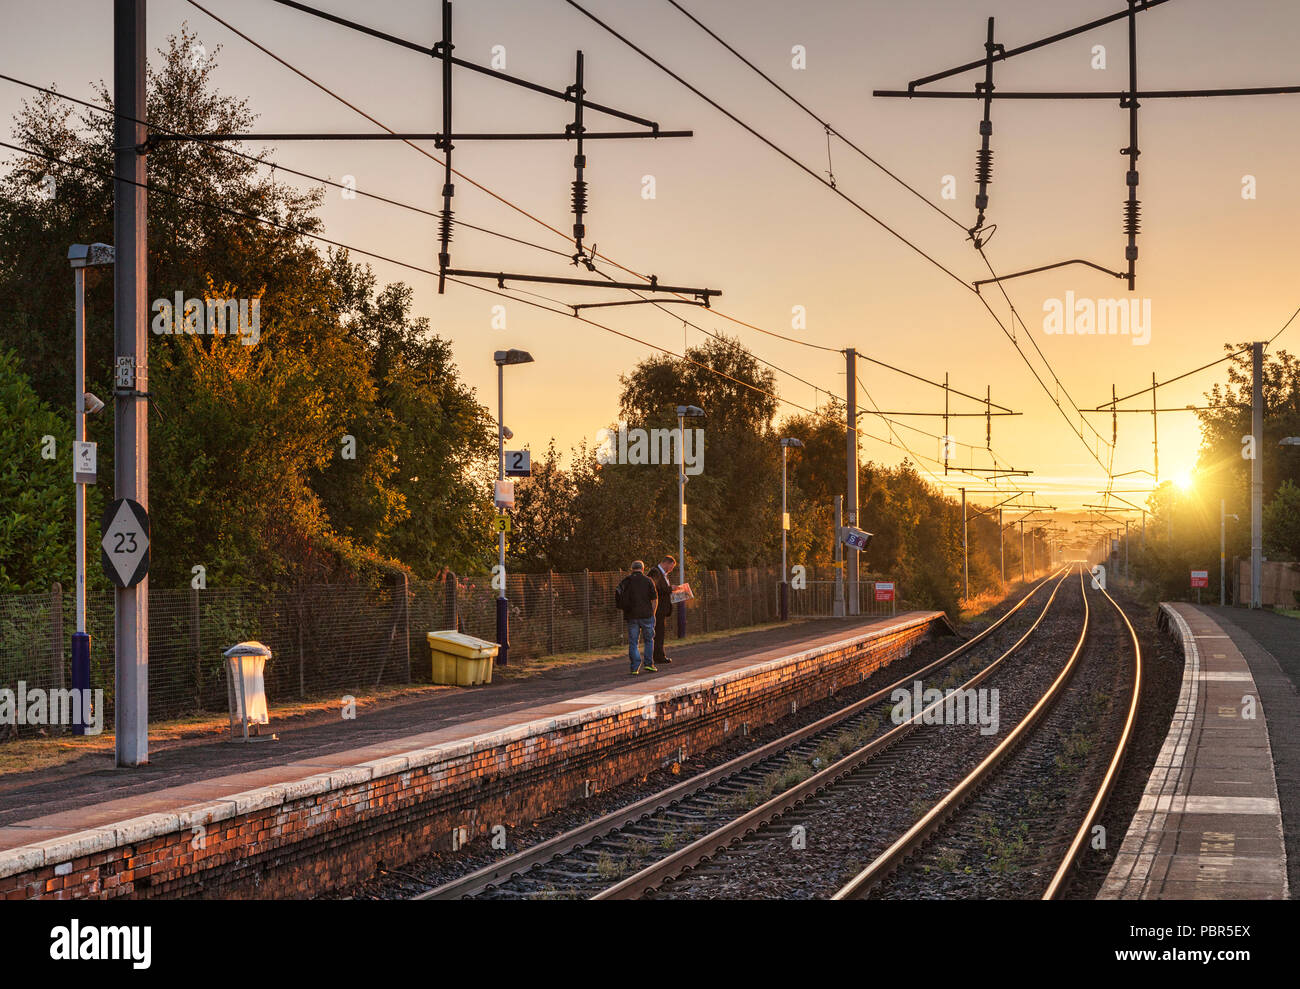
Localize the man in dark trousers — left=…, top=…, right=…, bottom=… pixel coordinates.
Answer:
left=616, top=560, right=658, bottom=674
left=649, top=554, right=677, bottom=665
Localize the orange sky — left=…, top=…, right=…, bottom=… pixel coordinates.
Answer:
left=5, top=0, right=1298, bottom=514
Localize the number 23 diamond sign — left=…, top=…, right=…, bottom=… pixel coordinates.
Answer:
left=100, top=498, right=151, bottom=588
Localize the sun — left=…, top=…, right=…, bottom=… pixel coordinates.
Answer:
left=1174, top=469, right=1195, bottom=493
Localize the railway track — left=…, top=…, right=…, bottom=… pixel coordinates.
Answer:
left=413, top=567, right=1073, bottom=900
left=833, top=571, right=1142, bottom=900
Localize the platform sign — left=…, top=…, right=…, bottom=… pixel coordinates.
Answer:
left=1190, top=569, right=1210, bottom=589
left=100, top=498, right=150, bottom=588
left=504, top=449, right=531, bottom=477
left=840, top=526, right=873, bottom=551
left=493, top=480, right=515, bottom=508
left=73, top=440, right=97, bottom=485
left=1090, top=565, right=1106, bottom=591
left=491, top=515, right=512, bottom=534
left=874, top=581, right=895, bottom=602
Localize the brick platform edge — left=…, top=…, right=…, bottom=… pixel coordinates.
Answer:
left=0, top=614, right=945, bottom=900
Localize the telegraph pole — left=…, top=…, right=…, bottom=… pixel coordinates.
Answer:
left=833, top=495, right=845, bottom=617
left=960, top=487, right=968, bottom=600
left=1251, top=341, right=1264, bottom=608
left=845, top=348, right=860, bottom=615
left=998, top=507, right=1005, bottom=584
left=114, top=0, right=149, bottom=766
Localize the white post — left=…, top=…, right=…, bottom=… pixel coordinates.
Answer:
left=74, top=267, right=86, bottom=635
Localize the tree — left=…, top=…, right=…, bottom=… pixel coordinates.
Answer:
left=0, top=28, right=497, bottom=587
left=0, top=350, right=75, bottom=593
left=1264, top=480, right=1300, bottom=560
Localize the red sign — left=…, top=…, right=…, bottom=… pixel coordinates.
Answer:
left=1190, top=570, right=1210, bottom=589
left=875, top=581, right=896, bottom=602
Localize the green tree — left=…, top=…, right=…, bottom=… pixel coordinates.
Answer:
left=1264, top=480, right=1300, bottom=560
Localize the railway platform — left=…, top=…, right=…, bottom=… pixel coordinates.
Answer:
left=0, top=611, right=945, bottom=899
left=1099, top=603, right=1292, bottom=900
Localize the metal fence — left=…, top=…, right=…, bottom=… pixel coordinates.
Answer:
left=786, top=580, right=900, bottom=618
left=0, top=565, right=830, bottom=732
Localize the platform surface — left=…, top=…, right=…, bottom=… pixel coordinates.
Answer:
left=0, top=613, right=940, bottom=861
left=1099, top=603, right=1290, bottom=900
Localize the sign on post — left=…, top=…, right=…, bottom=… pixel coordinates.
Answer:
left=874, top=581, right=895, bottom=602
left=73, top=440, right=97, bottom=485
left=492, top=515, right=512, bottom=534
left=1190, top=570, right=1210, bottom=589
left=100, top=498, right=150, bottom=588
left=840, top=526, right=873, bottom=551
left=504, top=449, right=531, bottom=477
left=493, top=479, right=515, bottom=508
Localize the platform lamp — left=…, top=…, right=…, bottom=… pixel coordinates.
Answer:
left=778, top=437, right=804, bottom=620
left=493, top=348, right=534, bottom=666
left=675, top=404, right=705, bottom=639
left=68, top=243, right=114, bottom=735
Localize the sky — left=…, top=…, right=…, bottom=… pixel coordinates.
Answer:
left=4, top=0, right=1299, bottom=529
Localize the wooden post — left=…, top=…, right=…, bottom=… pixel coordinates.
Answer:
left=50, top=582, right=63, bottom=694
left=400, top=572, right=411, bottom=682
left=191, top=586, right=201, bottom=707
left=583, top=568, right=591, bottom=651
left=547, top=569, right=555, bottom=655
left=446, top=570, right=458, bottom=631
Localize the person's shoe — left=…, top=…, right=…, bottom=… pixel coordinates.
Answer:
left=643, top=664, right=659, bottom=672
left=629, top=668, right=641, bottom=676
left=658, top=656, right=672, bottom=664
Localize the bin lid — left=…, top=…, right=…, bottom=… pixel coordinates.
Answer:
left=223, top=640, right=272, bottom=658
left=427, top=629, right=500, bottom=658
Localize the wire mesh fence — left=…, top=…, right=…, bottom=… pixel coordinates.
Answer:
left=0, top=565, right=899, bottom=735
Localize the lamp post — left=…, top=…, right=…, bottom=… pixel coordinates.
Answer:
left=676, top=404, right=705, bottom=638
left=778, top=437, right=804, bottom=620
left=68, top=243, right=114, bottom=735
left=493, top=348, right=533, bottom=666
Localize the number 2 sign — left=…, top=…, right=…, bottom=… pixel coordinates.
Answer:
left=504, top=449, right=531, bottom=477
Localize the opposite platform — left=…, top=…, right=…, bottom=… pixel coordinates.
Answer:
left=1099, top=603, right=1289, bottom=900
left=0, top=611, right=945, bottom=898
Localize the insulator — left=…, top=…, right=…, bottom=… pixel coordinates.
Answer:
left=571, top=179, right=588, bottom=218
left=975, top=147, right=994, bottom=187
left=438, top=208, right=454, bottom=246
left=1123, top=199, right=1142, bottom=237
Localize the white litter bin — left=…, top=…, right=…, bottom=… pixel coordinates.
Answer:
left=224, top=641, right=272, bottom=741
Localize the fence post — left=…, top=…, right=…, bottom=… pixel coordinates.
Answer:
left=547, top=569, right=555, bottom=655
left=50, top=582, right=63, bottom=696
left=445, top=570, right=458, bottom=632
left=702, top=573, right=708, bottom=633
left=583, top=568, right=591, bottom=651
left=191, top=586, right=201, bottom=707
left=400, top=571, right=411, bottom=682
left=749, top=567, right=755, bottom=626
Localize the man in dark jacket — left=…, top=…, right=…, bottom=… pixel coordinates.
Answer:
left=616, top=561, right=659, bottom=674
left=648, top=555, right=677, bottom=664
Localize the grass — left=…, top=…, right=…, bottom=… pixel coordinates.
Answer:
left=0, top=681, right=451, bottom=776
